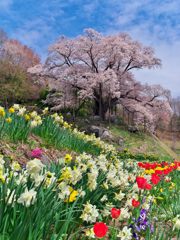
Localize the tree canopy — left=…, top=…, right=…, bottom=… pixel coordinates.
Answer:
left=28, top=28, right=172, bottom=131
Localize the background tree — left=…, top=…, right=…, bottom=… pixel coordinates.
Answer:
left=0, top=38, right=43, bottom=107
left=28, top=29, right=172, bottom=131
left=0, top=27, right=8, bottom=51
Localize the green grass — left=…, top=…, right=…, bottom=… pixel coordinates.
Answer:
left=67, top=115, right=178, bottom=161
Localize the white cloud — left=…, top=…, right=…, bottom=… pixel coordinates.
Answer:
left=104, top=0, right=180, bottom=97
left=0, top=0, right=13, bottom=11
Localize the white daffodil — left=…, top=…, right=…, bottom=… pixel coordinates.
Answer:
left=100, top=195, right=108, bottom=202
left=30, top=120, right=37, bottom=128
left=173, top=215, right=180, bottom=230
left=5, top=189, right=16, bottom=207
left=117, top=226, right=132, bottom=240
left=12, top=104, right=20, bottom=110
left=114, top=190, right=125, bottom=201
left=80, top=202, right=99, bottom=223
left=17, top=188, right=37, bottom=207
left=26, top=159, right=44, bottom=175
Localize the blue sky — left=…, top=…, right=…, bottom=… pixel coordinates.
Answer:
left=0, top=0, right=180, bottom=97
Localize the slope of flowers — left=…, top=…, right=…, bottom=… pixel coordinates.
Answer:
left=0, top=105, right=180, bottom=239
left=0, top=152, right=180, bottom=239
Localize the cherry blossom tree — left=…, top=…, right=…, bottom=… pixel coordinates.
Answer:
left=0, top=27, right=8, bottom=51
left=28, top=28, right=172, bottom=130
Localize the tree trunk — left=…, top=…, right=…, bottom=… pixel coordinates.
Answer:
left=93, top=93, right=117, bottom=121
left=144, top=116, right=146, bottom=133
left=109, top=92, right=111, bottom=130
left=99, top=83, right=102, bottom=123
left=132, top=112, right=134, bottom=133
left=122, top=108, right=124, bottom=122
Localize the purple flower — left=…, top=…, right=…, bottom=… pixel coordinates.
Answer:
left=140, top=223, right=146, bottom=230
left=132, top=231, right=139, bottom=239
left=134, top=223, right=141, bottom=232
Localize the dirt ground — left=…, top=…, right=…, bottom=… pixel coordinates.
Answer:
left=0, top=133, right=77, bottom=167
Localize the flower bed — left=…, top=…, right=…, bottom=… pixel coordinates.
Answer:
left=0, top=105, right=180, bottom=239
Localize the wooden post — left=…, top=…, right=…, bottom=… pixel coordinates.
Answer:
left=128, top=112, right=129, bottom=125
left=115, top=104, right=117, bottom=115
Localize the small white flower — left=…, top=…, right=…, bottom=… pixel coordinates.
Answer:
left=17, top=188, right=37, bottom=207
left=100, top=208, right=111, bottom=217
left=100, top=195, right=108, bottom=202
left=11, top=161, right=21, bottom=172
left=117, top=208, right=130, bottom=221
left=5, top=189, right=16, bottom=207
left=117, top=226, right=132, bottom=240
left=13, top=104, right=20, bottom=110
left=80, top=202, right=99, bottom=223
left=173, top=215, right=180, bottom=230
left=34, top=174, right=46, bottom=187
left=30, top=111, right=37, bottom=119
left=16, top=173, right=27, bottom=185
left=114, top=190, right=125, bottom=201
left=30, top=120, right=37, bottom=128
left=17, top=107, right=26, bottom=116
left=26, top=159, right=44, bottom=175
left=85, top=228, right=95, bottom=238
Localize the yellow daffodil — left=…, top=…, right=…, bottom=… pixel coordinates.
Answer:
left=0, top=108, right=5, bottom=117
left=0, top=175, right=5, bottom=183
left=103, top=181, right=108, bottom=190
left=6, top=117, right=11, bottom=123
left=157, top=197, right=163, bottom=200
left=24, top=114, right=30, bottom=121
left=47, top=173, right=52, bottom=178
left=9, top=107, right=15, bottom=113
left=65, top=187, right=78, bottom=202
left=64, top=154, right=72, bottom=163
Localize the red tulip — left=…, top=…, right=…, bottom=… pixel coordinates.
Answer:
left=93, top=222, right=108, bottom=238
left=155, top=170, right=163, bottom=175
left=132, top=199, right=140, bottom=208
left=111, top=208, right=121, bottom=219
left=136, top=177, right=147, bottom=189
left=145, top=183, right=152, bottom=190
left=163, top=169, right=170, bottom=175
left=138, top=162, right=143, bottom=167
left=150, top=174, right=161, bottom=185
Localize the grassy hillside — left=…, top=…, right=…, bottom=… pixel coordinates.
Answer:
left=64, top=115, right=179, bottom=161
